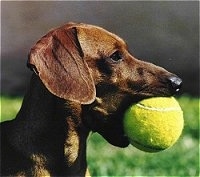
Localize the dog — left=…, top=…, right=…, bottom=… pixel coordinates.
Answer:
left=0, top=22, right=182, bottom=176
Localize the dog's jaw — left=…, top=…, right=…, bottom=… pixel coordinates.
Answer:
left=82, top=96, right=131, bottom=148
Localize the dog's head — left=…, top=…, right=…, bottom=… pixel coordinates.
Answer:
left=28, top=22, right=182, bottom=147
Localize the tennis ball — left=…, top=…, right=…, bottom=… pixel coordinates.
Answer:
left=123, top=97, right=184, bottom=152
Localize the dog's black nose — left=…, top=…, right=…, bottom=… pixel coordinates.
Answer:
left=168, top=76, right=182, bottom=94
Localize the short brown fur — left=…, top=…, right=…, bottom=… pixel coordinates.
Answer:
left=0, top=22, right=182, bottom=176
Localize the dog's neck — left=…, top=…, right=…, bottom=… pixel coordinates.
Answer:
left=12, top=74, right=90, bottom=176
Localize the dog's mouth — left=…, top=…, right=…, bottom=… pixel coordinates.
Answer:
left=84, top=92, right=177, bottom=148
left=83, top=94, right=146, bottom=148
left=91, top=94, right=159, bottom=147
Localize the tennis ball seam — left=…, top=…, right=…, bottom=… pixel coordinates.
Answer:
left=136, top=103, right=182, bottom=112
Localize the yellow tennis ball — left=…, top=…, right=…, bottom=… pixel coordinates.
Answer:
left=123, top=97, right=184, bottom=152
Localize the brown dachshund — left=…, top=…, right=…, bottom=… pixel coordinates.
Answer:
left=0, top=22, right=182, bottom=176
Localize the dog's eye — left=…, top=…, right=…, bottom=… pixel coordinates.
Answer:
left=109, top=51, right=123, bottom=62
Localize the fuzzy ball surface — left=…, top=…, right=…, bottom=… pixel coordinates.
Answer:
left=123, top=97, right=184, bottom=152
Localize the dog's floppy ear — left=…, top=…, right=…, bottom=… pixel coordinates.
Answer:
left=27, top=26, right=96, bottom=104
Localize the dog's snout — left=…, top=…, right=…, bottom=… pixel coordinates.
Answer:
left=168, top=76, right=182, bottom=93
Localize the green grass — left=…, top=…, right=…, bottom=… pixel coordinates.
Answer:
left=1, top=95, right=199, bottom=176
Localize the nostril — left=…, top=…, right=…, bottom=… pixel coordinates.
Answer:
left=168, top=76, right=182, bottom=93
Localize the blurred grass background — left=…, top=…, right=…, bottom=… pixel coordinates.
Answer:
left=1, top=95, right=199, bottom=176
